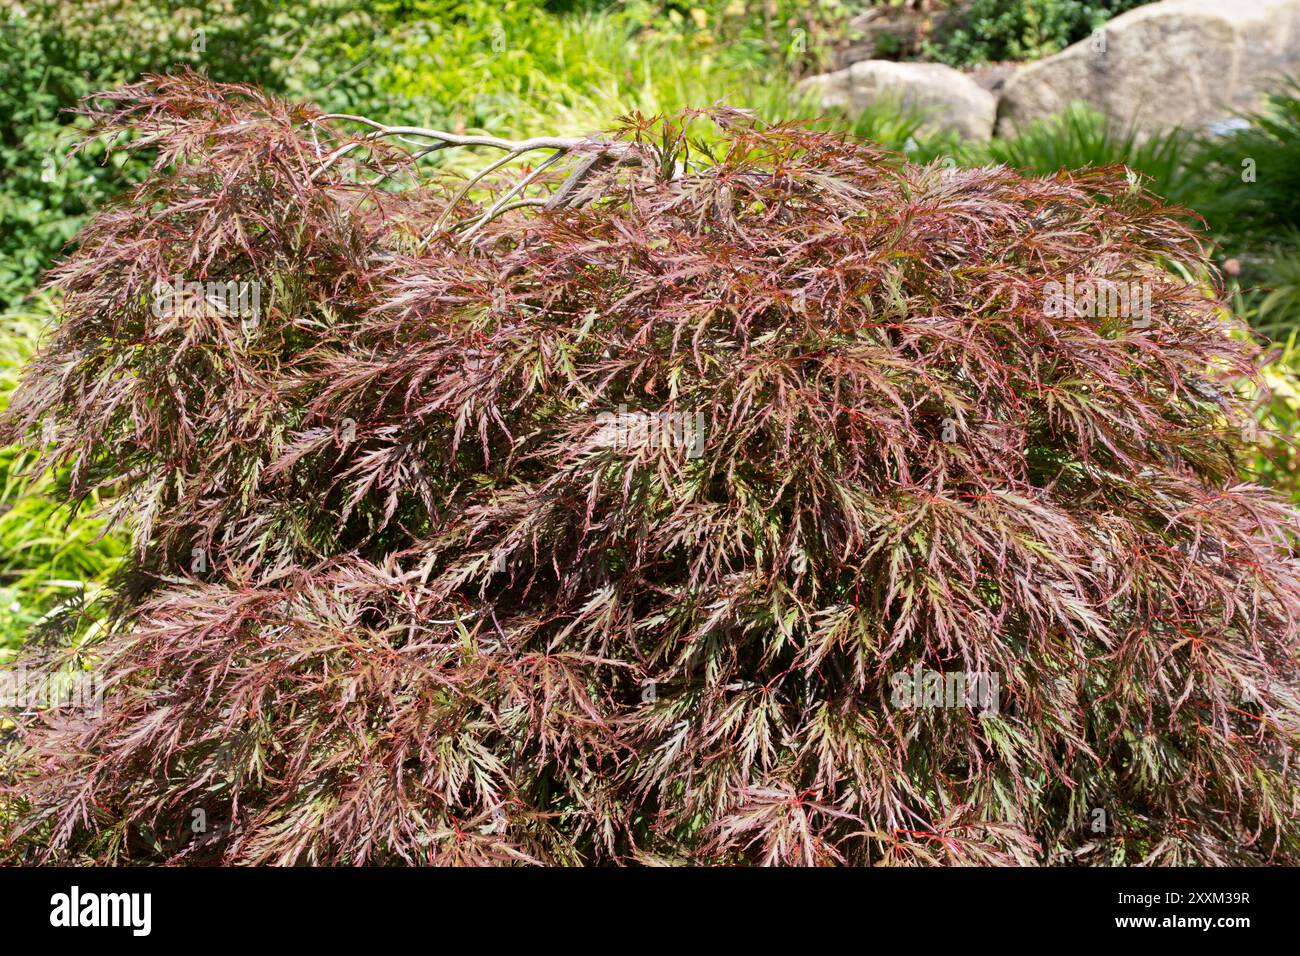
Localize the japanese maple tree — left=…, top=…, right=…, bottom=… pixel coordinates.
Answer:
left=2, top=73, right=1298, bottom=865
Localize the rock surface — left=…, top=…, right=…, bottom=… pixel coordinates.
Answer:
left=799, top=59, right=998, bottom=141
left=997, top=0, right=1300, bottom=137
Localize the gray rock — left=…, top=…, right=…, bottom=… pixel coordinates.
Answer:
left=800, top=60, right=998, bottom=141
left=997, top=0, right=1300, bottom=137
left=969, top=63, right=1018, bottom=97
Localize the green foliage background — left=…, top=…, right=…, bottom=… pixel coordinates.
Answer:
left=1, top=0, right=1298, bottom=656
left=921, top=0, right=1150, bottom=66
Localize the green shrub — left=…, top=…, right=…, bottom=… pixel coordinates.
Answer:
left=923, top=0, right=1151, bottom=68
left=1193, top=80, right=1300, bottom=258
left=1180, top=78, right=1300, bottom=377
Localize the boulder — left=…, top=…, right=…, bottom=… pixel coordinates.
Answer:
left=799, top=60, right=998, bottom=141
left=997, top=0, right=1300, bottom=137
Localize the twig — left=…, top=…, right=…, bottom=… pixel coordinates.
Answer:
left=310, top=113, right=647, bottom=246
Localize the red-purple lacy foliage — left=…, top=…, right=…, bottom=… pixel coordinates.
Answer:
left=2, top=74, right=1299, bottom=865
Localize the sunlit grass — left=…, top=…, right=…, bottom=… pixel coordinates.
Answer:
left=0, top=295, right=124, bottom=650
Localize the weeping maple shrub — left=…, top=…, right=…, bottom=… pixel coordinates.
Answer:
left=2, top=72, right=1300, bottom=865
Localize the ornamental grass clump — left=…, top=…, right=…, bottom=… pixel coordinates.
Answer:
left=1, top=73, right=1298, bottom=865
